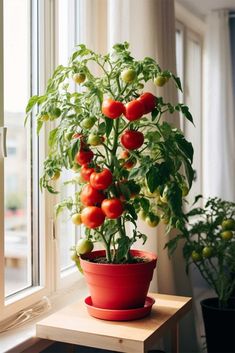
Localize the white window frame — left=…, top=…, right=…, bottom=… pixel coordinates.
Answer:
left=0, top=0, right=84, bottom=324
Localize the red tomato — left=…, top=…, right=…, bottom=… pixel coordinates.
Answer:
left=81, top=206, right=105, bottom=229
left=124, top=100, right=144, bottom=121
left=75, top=149, right=94, bottom=166
left=123, top=158, right=137, bottom=170
left=80, top=184, right=105, bottom=206
left=90, top=168, right=113, bottom=190
left=101, top=198, right=123, bottom=219
left=121, top=130, right=144, bottom=150
left=102, top=98, right=125, bottom=119
left=81, top=164, right=95, bottom=181
left=137, top=92, right=156, bottom=114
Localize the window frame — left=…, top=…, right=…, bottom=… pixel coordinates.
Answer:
left=0, top=0, right=84, bottom=323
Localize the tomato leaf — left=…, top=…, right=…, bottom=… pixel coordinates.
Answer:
left=175, top=134, right=194, bottom=163
left=139, top=198, right=150, bottom=213
left=172, top=75, right=183, bottom=92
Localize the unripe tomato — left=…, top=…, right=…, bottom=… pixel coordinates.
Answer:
left=81, top=206, right=105, bottom=228
left=81, top=164, right=95, bottom=182
left=76, top=238, right=94, bottom=255
left=87, top=133, right=102, bottom=146
left=220, top=231, right=233, bottom=240
left=90, top=168, right=113, bottom=190
left=137, top=92, right=156, bottom=114
left=202, top=246, right=213, bottom=258
left=121, top=130, right=144, bottom=150
left=191, top=250, right=202, bottom=262
left=51, top=171, right=60, bottom=181
left=71, top=250, right=80, bottom=262
left=145, top=215, right=160, bottom=227
left=154, top=75, right=167, bottom=87
left=124, top=100, right=144, bottom=121
left=80, top=184, right=105, bottom=206
left=81, top=117, right=96, bottom=129
left=75, top=149, right=94, bottom=166
left=121, top=68, right=136, bottom=83
left=221, top=219, right=235, bottom=231
left=71, top=213, right=82, bottom=225
left=102, top=98, right=125, bottom=119
left=101, top=198, right=123, bottom=219
left=138, top=209, right=147, bottom=221
left=41, top=113, right=50, bottom=121
left=181, top=184, right=189, bottom=197
left=73, top=72, right=86, bottom=84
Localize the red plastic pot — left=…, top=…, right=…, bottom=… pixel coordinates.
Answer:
left=80, top=249, right=157, bottom=310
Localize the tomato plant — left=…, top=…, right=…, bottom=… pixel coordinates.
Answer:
left=26, top=42, right=194, bottom=265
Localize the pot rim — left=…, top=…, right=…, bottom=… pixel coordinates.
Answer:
left=80, top=249, right=157, bottom=267
left=200, top=297, right=235, bottom=312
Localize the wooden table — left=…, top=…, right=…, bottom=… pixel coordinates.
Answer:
left=36, top=293, right=192, bottom=353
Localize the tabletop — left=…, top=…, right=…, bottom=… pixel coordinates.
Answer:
left=36, top=293, right=192, bottom=353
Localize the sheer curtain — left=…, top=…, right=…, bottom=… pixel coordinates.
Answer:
left=203, top=10, right=235, bottom=201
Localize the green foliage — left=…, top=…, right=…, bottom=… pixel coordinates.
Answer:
left=165, top=196, right=235, bottom=308
left=25, top=42, right=194, bottom=264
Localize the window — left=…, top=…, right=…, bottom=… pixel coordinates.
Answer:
left=175, top=22, right=203, bottom=205
left=0, top=0, right=82, bottom=323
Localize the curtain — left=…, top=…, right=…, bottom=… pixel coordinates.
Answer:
left=203, top=10, right=235, bottom=201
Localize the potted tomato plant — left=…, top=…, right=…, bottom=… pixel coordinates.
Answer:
left=166, top=197, right=235, bottom=352
left=25, top=42, right=194, bottom=319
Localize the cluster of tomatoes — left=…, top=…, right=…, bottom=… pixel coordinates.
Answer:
left=74, top=163, right=124, bottom=229
left=71, top=92, right=158, bottom=229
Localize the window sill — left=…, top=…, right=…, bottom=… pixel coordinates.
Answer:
left=0, top=279, right=88, bottom=353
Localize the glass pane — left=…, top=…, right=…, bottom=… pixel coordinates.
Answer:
left=4, top=0, right=32, bottom=296
left=58, top=0, right=78, bottom=272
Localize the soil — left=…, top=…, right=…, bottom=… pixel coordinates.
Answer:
left=87, top=256, right=150, bottom=264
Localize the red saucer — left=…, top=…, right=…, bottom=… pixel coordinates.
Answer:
left=84, top=296, right=155, bottom=321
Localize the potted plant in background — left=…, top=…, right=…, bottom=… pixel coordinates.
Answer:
left=166, top=197, right=235, bottom=352
left=25, top=42, right=194, bottom=320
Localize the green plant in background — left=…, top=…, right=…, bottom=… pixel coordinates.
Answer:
left=25, top=42, right=194, bottom=265
left=166, top=196, right=235, bottom=308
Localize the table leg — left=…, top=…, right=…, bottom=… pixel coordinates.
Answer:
left=171, top=323, right=179, bottom=353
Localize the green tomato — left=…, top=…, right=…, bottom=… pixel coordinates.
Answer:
left=76, top=238, right=94, bottom=255
left=87, top=133, right=102, bottom=146
left=221, top=219, right=235, bottom=231
left=71, top=213, right=82, bottom=225
left=40, top=113, right=50, bottom=121
left=73, top=72, right=86, bottom=84
left=51, top=171, right=60, bottom=181
left=51, top=107, right=61, bottom=117
left=191, top=250, right=202, bottom=262
left=154, top=75, right=167, bottom=87
left=138, top=209, right=147, bottom=221
left=145, top=215, right=160, bottom=227
left=81, top=117, right=96, bottom=129
left=71, top=251, right=80, bottom=262
left=202, top=246, right=213, bottom=258
left=121, top=68, right=137, bottom=83
left=220, top=230, right=233, bottom=240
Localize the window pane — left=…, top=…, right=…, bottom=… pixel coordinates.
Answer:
left=4, top=0, right=32, bottom=296
left=57, top=0, right=78, bottom=272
